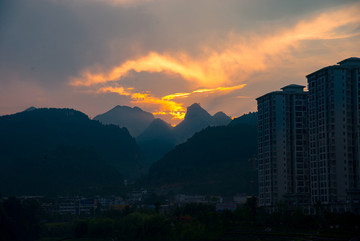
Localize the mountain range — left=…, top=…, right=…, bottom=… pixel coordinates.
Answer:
left=173, top=103, right=232, bottom=143
left=95, top=103, right=232, bottom=162
left=0, top=105, right=258, bottom=197
left=94, top=103, right=231, bottom=139
left=94, top=105, right=155, bottom=137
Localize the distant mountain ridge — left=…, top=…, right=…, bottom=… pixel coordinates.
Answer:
left=134, top=103, right=232, bottom=162
left=94, top=105, right=155, bottom=137
left=24, top=106, right=37, bottom=112
left=213, top=111, right=232, bottom=126
left=93, top=103, right=232, bottom=163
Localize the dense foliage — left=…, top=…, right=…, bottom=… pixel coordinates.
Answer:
left=0, top=197, right=41, bottom=241
left=147, top=123, right=258, bottom=196
left=2, top=197, right=360, bottom=241
left=0, top=108, right=144, bottom=195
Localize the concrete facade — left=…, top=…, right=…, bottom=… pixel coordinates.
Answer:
left=307, top=57, right=360, bottom=213
left=257, top=57, right=360, bottom=213
left=257, top=85, right=309, bottom=211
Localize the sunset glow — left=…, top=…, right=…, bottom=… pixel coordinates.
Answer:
left=97, top=84, right=246, bottom=122
left=65, top=4, right=360, bottom=124
left=70, top=51, right=228, bottom=87
left=2, top=0, right=360, bottom=124
left=70, top=5, right=360, bottom=90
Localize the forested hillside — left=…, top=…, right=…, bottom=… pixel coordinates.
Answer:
left=0, top=108, right=144, bottom=195
left=147, top=123, right=258, bottom=196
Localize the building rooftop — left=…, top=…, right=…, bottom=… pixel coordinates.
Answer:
left=281, top=84, right=305, bottom=93
left=337, top=57, right=360, bottom=66
left=306, top=57, right=360, bottom=78
left=256, top=84, right=306, bottom=100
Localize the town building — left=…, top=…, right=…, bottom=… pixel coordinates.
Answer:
left=257, top=84, right=309, bottom=211
left=57, top=197, right=96, bottom=215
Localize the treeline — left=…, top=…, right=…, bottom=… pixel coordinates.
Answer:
left=0, top=197, right=41, bottom=241
left=2, top=196, right=360, bottom=241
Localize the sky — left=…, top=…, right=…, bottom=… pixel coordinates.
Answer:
left=1, top=0, right=360, bottom=125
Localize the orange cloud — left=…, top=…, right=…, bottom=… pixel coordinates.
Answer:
left=98, top=86, right=186, bottom=120
left=162, top=84, right=246, bottom=100
left=70, top=51, right=227, bottom=87
left=130, top=92, right=186, bottom=120
left=97, top=86, right=131, bottom=96
left=70, top=4, right=360, bottom=90
left=162, top=92, right=191, bottom=100
left=192, top=85, right=246, bottom=94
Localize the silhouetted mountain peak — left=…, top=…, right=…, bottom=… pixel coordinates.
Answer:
left=16, top=108, right=90, bottom=121
left=136, top=118, right=176, bottom=163
left=112, top=105, right=143, bottom=112
left=133, top=106, right=143, bottom=111
left=113, top=105, right=129, bottom=110
left=137, top=118, right=174, bottom=141
left=149, top=118, right=172, bottom=129
left=173, top=103, right=213, bottom=143
left=94, top=105, right=155, bottom=136
left=213, top=111, right=226, bottom=118
left=184, top=103, right=212, bottom=120
left=24, top=106, right=37, bottom=112
left=212, top=111, right=232, bottom=126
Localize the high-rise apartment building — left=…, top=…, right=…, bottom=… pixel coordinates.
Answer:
left=307, top=57, right=360, bottom=212
left=257, top=85, right=309, bottom=211
left=257, top=57, right=360, bottom=213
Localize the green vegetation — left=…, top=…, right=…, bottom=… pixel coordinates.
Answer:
left=2, top=196, right=360, bottom=241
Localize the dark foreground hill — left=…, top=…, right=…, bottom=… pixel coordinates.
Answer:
left=146, top=123, right=258, bottom=196
left=230, top=112, right=258, bottom=126
left=0, top=108, right=143, bottom=196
